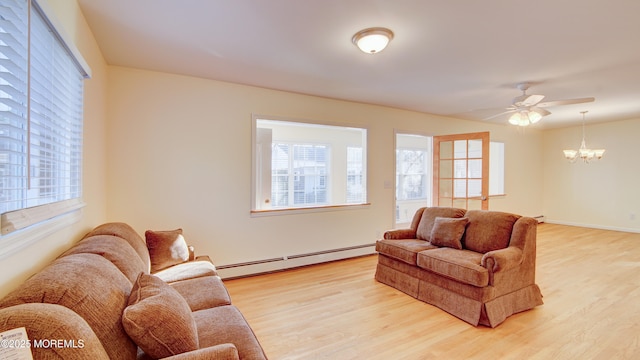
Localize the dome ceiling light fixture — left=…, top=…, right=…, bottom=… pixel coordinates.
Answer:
left=352, top=27, right=394, bottom=54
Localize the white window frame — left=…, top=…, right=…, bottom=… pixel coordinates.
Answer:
left=395, top=132, right=433, bottom=225
left=252, top=115, right=368, bottom=215
left=0, top=0, right=90, bottom=254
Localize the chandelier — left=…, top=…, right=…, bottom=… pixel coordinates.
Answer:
left=562, top=111, right=605, bottom=163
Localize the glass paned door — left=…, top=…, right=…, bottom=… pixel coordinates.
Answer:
left=433, top=132, right=489, bottom=210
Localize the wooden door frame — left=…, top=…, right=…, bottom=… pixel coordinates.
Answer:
left=433, top=131, right=490, bottom=210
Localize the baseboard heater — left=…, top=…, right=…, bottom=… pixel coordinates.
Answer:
left=533, top=215, right=545, bottom=223
left=216, top=243, right=376, bottom=279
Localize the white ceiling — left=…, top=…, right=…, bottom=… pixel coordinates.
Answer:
left=77, top=0, right=640, bottom=129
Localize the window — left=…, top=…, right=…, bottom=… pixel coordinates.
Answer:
left=489, top=141, right=505, bottom=196
left=271, top=143, right=328, bottom=207
left=397, top=149, right=427, bottom=201
left=0, top=0, right=90, bottom=235
left=395, top=133, right=432, bottom=224
left=346, top=146, right=364, bottom=203
left=253, top=117, right=367, bottom=212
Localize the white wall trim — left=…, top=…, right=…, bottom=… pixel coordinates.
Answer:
left=545, top=219, right=640, bottom=234
left=217, top=244, right=376, bottom=279
left=0, top=208, right=83, bottom=259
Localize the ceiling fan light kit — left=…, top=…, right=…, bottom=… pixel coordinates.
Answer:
left=352, top=27, right=394, bottom=54
left=485, top=82, right=595, bottom=127
left=508, top=110, right=543, bottom=127
left=563, top=111, right=605, bottom=163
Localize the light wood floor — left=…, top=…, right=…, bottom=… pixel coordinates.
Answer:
left=224, top=223, right=640, bottom=359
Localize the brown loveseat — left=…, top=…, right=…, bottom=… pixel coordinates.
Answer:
left=375, top=207, right=543, bottom=327
left=0, top=222, right=267, bottom=359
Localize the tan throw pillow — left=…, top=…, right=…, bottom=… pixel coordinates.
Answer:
left=122, top=273, right=199, bottom=358
left=416, top=207, right=467, bottom=241
left=146, top=229, right=189, bottom=272
left=430, top=217, right=469, bottom=250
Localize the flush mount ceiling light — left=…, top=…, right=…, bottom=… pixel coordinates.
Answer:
left=352, top=27, right=394, bottom=54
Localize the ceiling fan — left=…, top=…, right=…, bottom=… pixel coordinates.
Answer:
left=485, top=82, right=595, bottom=126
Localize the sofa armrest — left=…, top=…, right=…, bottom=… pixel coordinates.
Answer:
left=383, top=229, right=416, bottom=240
left=161, top=344, right=239, bottom=360
left=481, top=247, right=523, bottom=273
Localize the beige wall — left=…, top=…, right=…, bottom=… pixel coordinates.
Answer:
left=0, top=0, right=108, bottom=298
left=543, top=118, right=640, bottom=232
left=0, top=0, right=635, bottom=298
left=106, top=66, right=545, bottom=269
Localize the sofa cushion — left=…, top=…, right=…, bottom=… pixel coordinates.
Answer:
left=463, top=210, right=521, bottom=253
left=430, top=217, right=469, bottom=250
left=416, top=207, right=466, bottom=241
left=417, top=248, right=489, bottom=287
left=153, top=259, right=218, bottom=283
left=193, top=305, right=268, bottom=360
left=0, top=303, right=110, bottom=360
left=376, top=239, right=437, bottom=265
left=60, top=234, right=147, bottom=283
left=146, top=228, right=190, bottom=272
left=170, top=275, right=232, bottom=311
left=0, top=254, right=137, bottom=360
left=123, top=273, right=199, bottom=358
left=83, top=222, right=151, bottom=273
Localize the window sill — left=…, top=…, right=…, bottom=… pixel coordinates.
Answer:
left=251, top=203, right=371, bottom=217
left=0, top=205, right=84, bottom=259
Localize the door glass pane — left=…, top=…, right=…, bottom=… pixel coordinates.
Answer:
left=440, top=141, right=453, bottom=159
left=454, top=140, right=467, bottom=159
left=467, top=198, right=483, bottom=210
left=468, top=179, right=482, bottom=197
left=468, top=159, right=482, bottom=178
left=468, top=140, right=482, bottom=158
left=440, top=197, right=453, bottom=207
left=454, top=159, right=467, bottom=178
left=439, top=179, right=453, bottom=198
left=453, top=199, right=467, bottom=209
left=454, top=179, right=466, bottom=197
left=440, top=159, right=453, bottom=178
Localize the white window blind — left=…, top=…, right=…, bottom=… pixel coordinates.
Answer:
left=0, top=0, right=28, bottom=216
left=0, top=0, right=89, bottom=235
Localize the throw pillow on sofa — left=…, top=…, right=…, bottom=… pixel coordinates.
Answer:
left=122, top=272, right=199, bottom=358
left=429, top=217, right=469, bottom=250
left=416, top=207, right=466, bottom=241
left=145, top=228, right=190, bottom=272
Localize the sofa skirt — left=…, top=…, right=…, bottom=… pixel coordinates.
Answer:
left=375, top=255, right=543, bottom=327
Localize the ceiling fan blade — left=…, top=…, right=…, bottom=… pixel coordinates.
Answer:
left=518, top=94, right=545, bottom=107
left=483, top=108, right=517, bottom=121
left=537, top=97, right=595, bottom=108
left=530, top=107, right=551, bottom=117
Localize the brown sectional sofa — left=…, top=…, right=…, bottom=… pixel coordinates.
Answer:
left=0, top=222, right=267, bottom=359
left=375, top=207, right=543, bottom=327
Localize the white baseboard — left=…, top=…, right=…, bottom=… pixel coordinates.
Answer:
left=544, top=219, right=640, bottom=234
left=216, top=244, right=376, bottom=279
